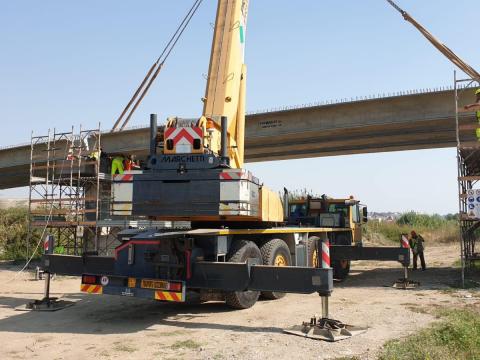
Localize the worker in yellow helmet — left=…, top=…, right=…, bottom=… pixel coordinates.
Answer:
left=88, top=149, right=100, bottom=161
left=464, top=88, right=480, bottom=140
left=111, top=154, right=125, bottom=175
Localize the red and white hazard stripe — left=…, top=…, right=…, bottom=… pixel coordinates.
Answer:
left=43, top=237, right=50, bottom=253
left=321, top=238, right=331, bottom=268
left=164, top=126, right=202, bottom=146
left=401, top=234, right=410, bottom=248
left=113, top=174, right=133, bottom=182
left=219, top=170, right=253, bottom=181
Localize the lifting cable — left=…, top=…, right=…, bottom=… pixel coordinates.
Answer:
left=386, top=0, right=480, bottom=82
left=111, top=0, right=204, bottom=132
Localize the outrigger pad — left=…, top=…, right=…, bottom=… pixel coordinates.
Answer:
left=15, top=297, right=75, bottom=312
left=284, top=317, right=367, bottom=342
left=393, top=278, right=420, bottom=290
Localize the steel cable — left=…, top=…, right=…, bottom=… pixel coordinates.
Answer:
left=386, top=0, right=480, bottom=81
left=112, top=0, right=204, bottom=132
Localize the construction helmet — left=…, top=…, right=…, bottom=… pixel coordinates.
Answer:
left=475, top=88, right=480, bottom=95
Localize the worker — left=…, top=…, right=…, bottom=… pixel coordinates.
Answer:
left=66, top=146, right=75, bottom=161
left=111, top=154, right=125, bottom=175
left=463, top=88, right=480, bottom=140
left=99, top=148, right=109, bottom=173
left=409, top=230, right=426, bottom=271
left=88, top=148, right=101, bottom=161
left=124, top=154, right=141, bottom=171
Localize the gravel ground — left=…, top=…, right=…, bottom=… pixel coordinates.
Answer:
left=0, top=243, right=478, bottom=360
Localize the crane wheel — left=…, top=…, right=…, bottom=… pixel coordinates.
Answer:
left=259, top=238, right=292, bottom=300
left=332, top=233, right=352, bottom=281
left=332, top=259, right=351, bottom=281
left=307, top=236, right=321, bottom=267
left=225, top=240, right=262, bottom=309
left=307, top=236, right=351, bottom=281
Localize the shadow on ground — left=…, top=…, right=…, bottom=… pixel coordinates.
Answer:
left=0, top=292, right=284, bottom=335
left=337, top=263, right=462, bottom=289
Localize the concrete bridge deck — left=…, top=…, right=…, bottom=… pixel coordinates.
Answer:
left=0, top=88, right=476, bottom=190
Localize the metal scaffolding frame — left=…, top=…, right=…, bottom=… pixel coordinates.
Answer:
left=26, top=124, right=178, bottom=259
left=27, top=125, right=104, bottom=256
left=454, top=71, right=480, bottom=284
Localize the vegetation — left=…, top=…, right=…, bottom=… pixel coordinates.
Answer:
left=364, top=211, right=458, bottom=245
left=0, top=207, right=72, bottom=261
left=379, top=308, right=480, bottom=360
left=170, top=340, right=201, bottom=350
left=0, top=207, right=42, bottom=261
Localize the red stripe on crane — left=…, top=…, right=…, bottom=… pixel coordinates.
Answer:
left=172, top=128, right=195, bottom=146
left=220, top=172, right=232, bottom=180
left=156, top=291, right=166, bottom=300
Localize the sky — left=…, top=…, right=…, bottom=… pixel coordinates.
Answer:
left=0, top=0, right=477, bottom=214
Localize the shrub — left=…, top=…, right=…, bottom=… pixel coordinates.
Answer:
left=0, top=207, right=42, bottom=261
left=365, top=212, right=458, bottom=245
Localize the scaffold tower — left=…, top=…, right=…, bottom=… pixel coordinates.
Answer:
left=27, top=125, right=103, bottom=256
left=454, top=72, right=480, bottom=284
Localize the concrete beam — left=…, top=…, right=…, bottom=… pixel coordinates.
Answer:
left=0, top=88, right=476, bottom=189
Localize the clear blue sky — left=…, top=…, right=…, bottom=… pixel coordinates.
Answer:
left=1, top=1, right=477, bottom=214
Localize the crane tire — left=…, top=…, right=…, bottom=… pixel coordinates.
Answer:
left=224, top=239, right=262, bottom=309
left=259, top=238, right=292, bottom=300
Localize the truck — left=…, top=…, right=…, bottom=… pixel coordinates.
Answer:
left=287, top=195, right=368, bottom=280
left=41, top=0, right=409, bottom=310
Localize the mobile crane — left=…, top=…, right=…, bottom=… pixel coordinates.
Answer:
left=42, top=0, right=409, bottom=310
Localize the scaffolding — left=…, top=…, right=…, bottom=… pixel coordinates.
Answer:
left=454, top=72, right=480, bottom=284
left=27, top=125, right=105, bottom=256
left=27, top=124, right=180, bottom=259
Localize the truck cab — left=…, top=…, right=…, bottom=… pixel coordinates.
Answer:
left=287, top=195, right=368, bottom=280
left=287, top=195, right=367, bottom=245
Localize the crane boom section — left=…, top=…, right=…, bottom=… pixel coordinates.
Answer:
left=202, top=0, right=249, bottom=168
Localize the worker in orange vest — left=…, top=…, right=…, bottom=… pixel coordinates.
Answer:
left=124, top=155, right=140, bottom=171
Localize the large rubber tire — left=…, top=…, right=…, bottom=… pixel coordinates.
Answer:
left=224, top=240, right=262, bottom=309
left=306, top=236, right=320, bottom=267
left=332, top=233, right=352, bottom=281
left=332, top=259, right=350, bottom=281
left=307, top=236, right=350, bottom=281
left=259, top=239, right=292, bottom=300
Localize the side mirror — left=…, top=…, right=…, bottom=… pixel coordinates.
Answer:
left=362, top=207, right=368, bottom=223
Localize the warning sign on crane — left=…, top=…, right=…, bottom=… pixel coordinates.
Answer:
left=466, top=189, right=480, bottom=219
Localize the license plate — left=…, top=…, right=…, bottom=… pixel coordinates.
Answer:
left=141, top=279, right=169, bottom=290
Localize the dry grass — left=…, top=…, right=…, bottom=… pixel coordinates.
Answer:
left=379, top=307, right=480, bottom=360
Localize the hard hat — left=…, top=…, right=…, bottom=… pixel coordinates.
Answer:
left=475, top=88, right=480, bottom=95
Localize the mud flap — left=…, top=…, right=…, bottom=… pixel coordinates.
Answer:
left=284, top=317, right=367, bottom=342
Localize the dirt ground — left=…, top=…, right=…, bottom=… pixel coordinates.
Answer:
left=0, top=244, right=478, bottom=360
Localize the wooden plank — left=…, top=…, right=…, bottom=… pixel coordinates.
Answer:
left=458, top=103, right=480, bottom=112
left=459, top=176, right=480, bottom=181
left=31, top=161, right=98, bottom=170
left=459, top=141, right=480, bottom=149
left=459, top=123, right=478, bottom=131
left=30, top=209, right=97, bottom=215
left=29, top=197, right=99, bottom=203
left=31, top=221, right=97, bottom=227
